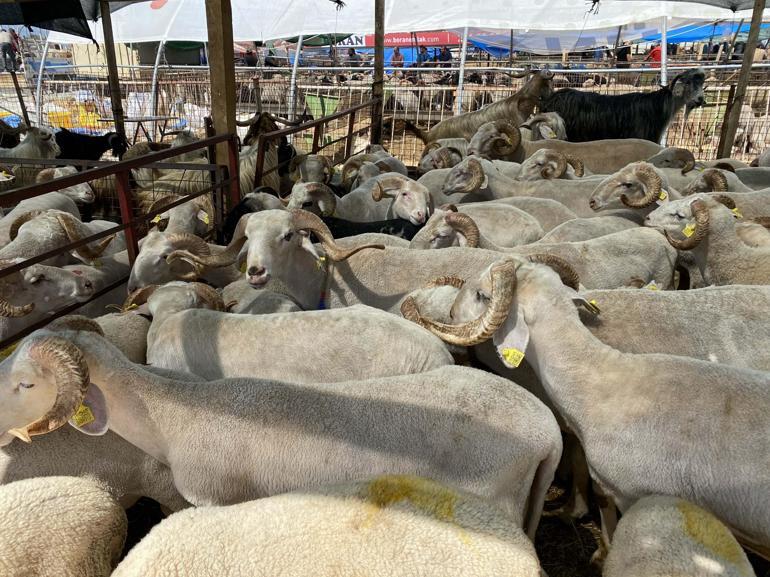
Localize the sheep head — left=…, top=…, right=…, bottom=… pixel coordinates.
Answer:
left=589, top=162, right=666, bottom=211
left=371, top=174, right=431, bottom=225
left=646, top=147, right=696, bottom=175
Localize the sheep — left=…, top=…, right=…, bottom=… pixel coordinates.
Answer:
left=35, top=165, right=96, bottom=204
left=604, top=496, right=756, bottom=577
left=417, top=139, right=468, bottom=174
left=222, top=189, right=285, bottom=242
left=0, top=425, right=188, bottom=511
left=340, top=148, right=408, bottom=191
left=143, top=194, right=213, bottom=237
left=289, top=153, right=333, bottom=184
left=521, top=111, right=567, bottom=141
left=237, top=112, right=298, bottom=193
left=403, top=68, right=552, bottom=143
left=540, top=68, right=706, bottom=142
left=0, top=126, right=60, bottom=161
left=320, top=215, right=424, bottom=240
left=646, top=194, right=770, bottom=285
left=55, top=128, right=129, bottom=161
left=0, top=191, right=80, bottom=247
left=401, top=256, right=770, bottom=555
left=126, top=231, right=241, bottom=292
left=0, top=328, right=563, bottom=539
left=112, top=475, right=542, bottom=577
left=408, top=211, right=676, bottom=290
left=61, top=251, right=131, bottom=318
left=517, top=148, right=587, bottom=181
left=409, top=203, right=543, bottom=249
left=658, top=166, right=752, bottom=194
left=221, top=280, right=302, bottom=314
left=710, top=189, right=770, bottom=220
left=537, top=216, right=638, bottom=243
left=416, top=166, right=488, bottom=206
left=735, top=167, right=770, bottom=190
left=0, top=476, right=127, bottom=577
left=290, top=174, right=432, bottom=225
left=143, top=290, right=454, bottom=381
left=468, top=120, right=663, bottom=171
left=491, top=196, right=579, bottom=232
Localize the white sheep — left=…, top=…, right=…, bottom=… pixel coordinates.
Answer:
left=0, top=192, right=80, bottom=247
left=112, top=475, right=542, bottom=577
left=0, top=476, right=126, bottom=577
left=0, top=126, right=60, bottom=160
left=604, top=495, right=756, bottom=577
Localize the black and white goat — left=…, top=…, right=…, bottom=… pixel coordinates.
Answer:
left=540, top=68, right=706, bottom=143
left=55, top=128, right=129, bottom=161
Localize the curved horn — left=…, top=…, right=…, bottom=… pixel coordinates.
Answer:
left=371, top=175, right=408, bottom=202
left=167, top=215, right=249, bottom=270
left=565, top=154, right=585, bottom=177
left=191, top=282, right=226, bottom=311
left=432, top=147, right=458, bottom=169
left=123, top=285, right=159, bottom=310
left=702, top=169, right=728, bottom=192
left=16, top=337, right=90, bottom=439
left=621, top=164, right=662, bottom=208
left=540, top=150, right=568, bottom=179
left=146, top=194, right=182, bottom=218
left=55, top=213, right=116, bottom=260
left=712, top=194, right=736, bottom=209
left=0, top=297, right=34, bottom=317
left=291, top=209, right=384, bottom=262
left=9, top=210, right=46, bottom=242
left=47, top=315, right=105, bottom=336
left=491, top=121, right=521, bottom=156
left=440, top=203, right=458, bottom=212
left=445, top=212, right=480, bottom=248
left=400, top=259, right=517, bottom=346
left=420, top=142, right=443, bottom=158
left=426, top=276, right=465, bottom=289
left=711, top=162, right=735, bottom=173
left=527, top=254, right=580, bottom=290
left=665, top=199, right=710, bottom=250
left=446, top=158, right=485, bottom=195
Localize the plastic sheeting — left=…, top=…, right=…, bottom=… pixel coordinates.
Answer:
left=47, top=0, right=767, bottom=44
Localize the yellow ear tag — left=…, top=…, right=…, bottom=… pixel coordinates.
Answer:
left=239, top=261, right=247, bottom=273
left=500, top=348, right=525, bottom=368
left=658, top=191, right=668, bottom=200
left=682, top=223, right=696, bottom=238
left=91, top=259, right=102, bottom=268
left=71, top=403, right=95, bottom=427
left=197, top=210, right=210, bottom=225
left=731, top=208, right=742, bottom=218
left=646, top=281, right=659, bottom=291
left=316, top=256, right=327, bottom=270
left=151, top=215, right=162, bottom=224
left=588, top=299, right=600, bottom=312
left=124, top=303, right=138, bottom=311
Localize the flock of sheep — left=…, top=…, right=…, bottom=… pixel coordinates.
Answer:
left=0, top=65, right=769, bottom=576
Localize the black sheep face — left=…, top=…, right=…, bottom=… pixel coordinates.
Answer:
left=107, top=133, right=129, bottom=159
left=672, top=69, right=706, bottom=116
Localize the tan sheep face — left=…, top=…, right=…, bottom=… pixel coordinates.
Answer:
left=644, top=196, right=698, bottom=235
left=389, top=186, right=430, bottom=225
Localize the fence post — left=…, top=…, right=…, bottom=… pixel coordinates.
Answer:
left=116, top=169, right=139, bottom=263
left=717, top=83, right=737, bottom=158
left=35, top=40, right=50, bottom=125
left=455, top=27, right=469, bottom=114
left=227, top=135, right=241, bottom=207
left=149, top=40, right=167, bottom=141
left=312, top=123, right=322, bottom=152
left=288, top=34, right=304, bottom=123
left=10, top=71, right=30, bottom=127
left=345, top=109, right=357, bottom=158
left=660, top=16, right=668, bottom=146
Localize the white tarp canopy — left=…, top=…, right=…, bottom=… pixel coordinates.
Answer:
left=46, top=0, right=768, bottom=44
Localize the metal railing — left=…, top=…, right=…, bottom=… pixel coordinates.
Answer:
left=0, top=134, right=240, bottom=349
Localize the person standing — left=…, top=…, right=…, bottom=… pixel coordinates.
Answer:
left=0, top=29, right=16, bottom=72
left=615, top=41, right=631, bottom=68
left=439, top=46, right=452, bottom=68
left=347, top=47, right=362, bottom=67
left=390, top=46, right=404, bottom=68
left=645, top=42, right=662, bottom=68
left=416, top=45, right=430, bottom=67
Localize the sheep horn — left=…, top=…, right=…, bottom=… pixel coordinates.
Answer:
left=47, top=315, right=105, bottom=336
left=750, top=216, right=770, bottom=228
left=665, top=199, right=710, bottom=250
left=0, top=296, right=34, bottom=317
left=712, top=194, right=736, bottom=209
left=527, top=254, right=580, bottom=290
left=702, top=169, right=728, bottom=192
left=711, top=162, right=735, bottom=173
left=12, top=337, right=90, bottom=440
left=167, top=215, right=249, bottom=271
left=9, top=210, right=46, bottom=241
left=440, top=204, right=458, bottom=212
left=291, top=209, right=384, bottom=262
left=146, top=194, right=183, bottom=218
left=491, top=121, right=521, bottom=156
left=621, top=164, right=662, bottom=208
left=122, top=285, right=159, bottom=310
left=432, top=147, right=457, bottom=169
left=565, top=155, right=585, bottom=177
left=319, top=155, right=334, bottom=182
left=371, top=175, right=407, bottom=202
left=426, top=276, right=465, bottom=289
left=447, top=158, right=485, bottom=195
left=400, top=259, right=517, bottom=346
left=191, top=282, right=226, bottom=311
left=55, top=213, right=116, bottom=260
left=421, top=142, right=443, bottom=158
left=445, top=212, right=480, bottom=248
left=540, top=150, right=568, bottom=179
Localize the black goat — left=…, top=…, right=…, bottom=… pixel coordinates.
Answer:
left=55, top=128, right=129, bottom=161
left=0, top=118, right=22, bottom=148
left=540, top=68, right=706, bottom=143
left=222, top=187, right=280, bottom=243
left=320, top=216, right=423, bottom=240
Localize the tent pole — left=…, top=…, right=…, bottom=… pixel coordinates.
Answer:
left=35, top=39, right=49, bottom=125
left=717, top=0, right=764, bottom=159
left=612, top=25, right=622, bottom=65
left=288, top=34, right=304, bottom=122
left=100, top=0, right=126, bottom=140
left=455, top=26, right=469, bottom=115
left=727, top=18, right=745, bottom=61
left=9, top=71, right=30, bottom=127
left=149, top=40, right=166, bottom=141
left=660, top=16, right=668, bottom=146
left=509, top=29, right=513, bottom=68
left=370, top=0, right=385, bottom=145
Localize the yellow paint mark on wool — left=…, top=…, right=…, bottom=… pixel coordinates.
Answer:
left=366, top=475, right=458, bottom=523
left=677, top=500, right=749, bottom=573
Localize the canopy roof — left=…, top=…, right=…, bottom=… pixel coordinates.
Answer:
left=46, top=0, right=768, bottom=44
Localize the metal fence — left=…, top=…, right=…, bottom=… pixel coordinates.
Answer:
left=3, top=62, right=769, bottom=166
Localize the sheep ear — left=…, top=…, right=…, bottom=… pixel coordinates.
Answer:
left=68, top=383, right=108, bottom=436
left=573, top=296, right=600, bottom=315
left=299, top=233, right=322, bottom=261
left=480, top=173, right=489, bottom=189
left=492, top=305, right=529, bottom=369
left=539, top=125, right=557, bottom=139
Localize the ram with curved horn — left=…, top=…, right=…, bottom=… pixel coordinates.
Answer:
left=401, top=68, right=553, bottom=144
left=646, top=147, right=696, bottom=174
left=517, top=149, right=586, bottom=181
left=520, top=112, right=567, bottom=141
left=646, top=193, right=770, bottom=285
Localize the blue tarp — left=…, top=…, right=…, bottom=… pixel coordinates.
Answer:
left=643, top=22, right=770, bottom=43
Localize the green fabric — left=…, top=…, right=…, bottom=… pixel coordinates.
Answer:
left=284, top=34, right=351, bottom=46
left=166, top=41, right=204, bottom=51
left=305, top=94, right=341, bottom=119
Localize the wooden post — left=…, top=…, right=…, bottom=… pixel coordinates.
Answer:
left=205, top=0, right=238, bottom=187
left=612, top=25, right=623, bottom=66
left=370, top=0, right=385, bottom=145
left=717, top=0, right=764, bottom=159
left=9, top=71, right=30, bottom=126
left=726, top=19, right=745, bottom=62
left=100, top=0, right=126, bottom=140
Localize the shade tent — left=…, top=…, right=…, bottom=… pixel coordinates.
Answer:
left=47, top=0, right=768, bottom=44
left=641, top=20, right=770, bottom=42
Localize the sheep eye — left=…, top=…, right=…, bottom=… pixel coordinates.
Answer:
left=622, top=182, right=633, bottom=188
left=402, top=192, right=408, bottom=197
left=301, top=201, right=313, bottom=209
left=84, top=281, right=93, bottom=289
left=283, top=232, right=294, bottom=242
left=19, top=382, right=34, bottom=389
left=475, top=290, right=488, bottom=302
